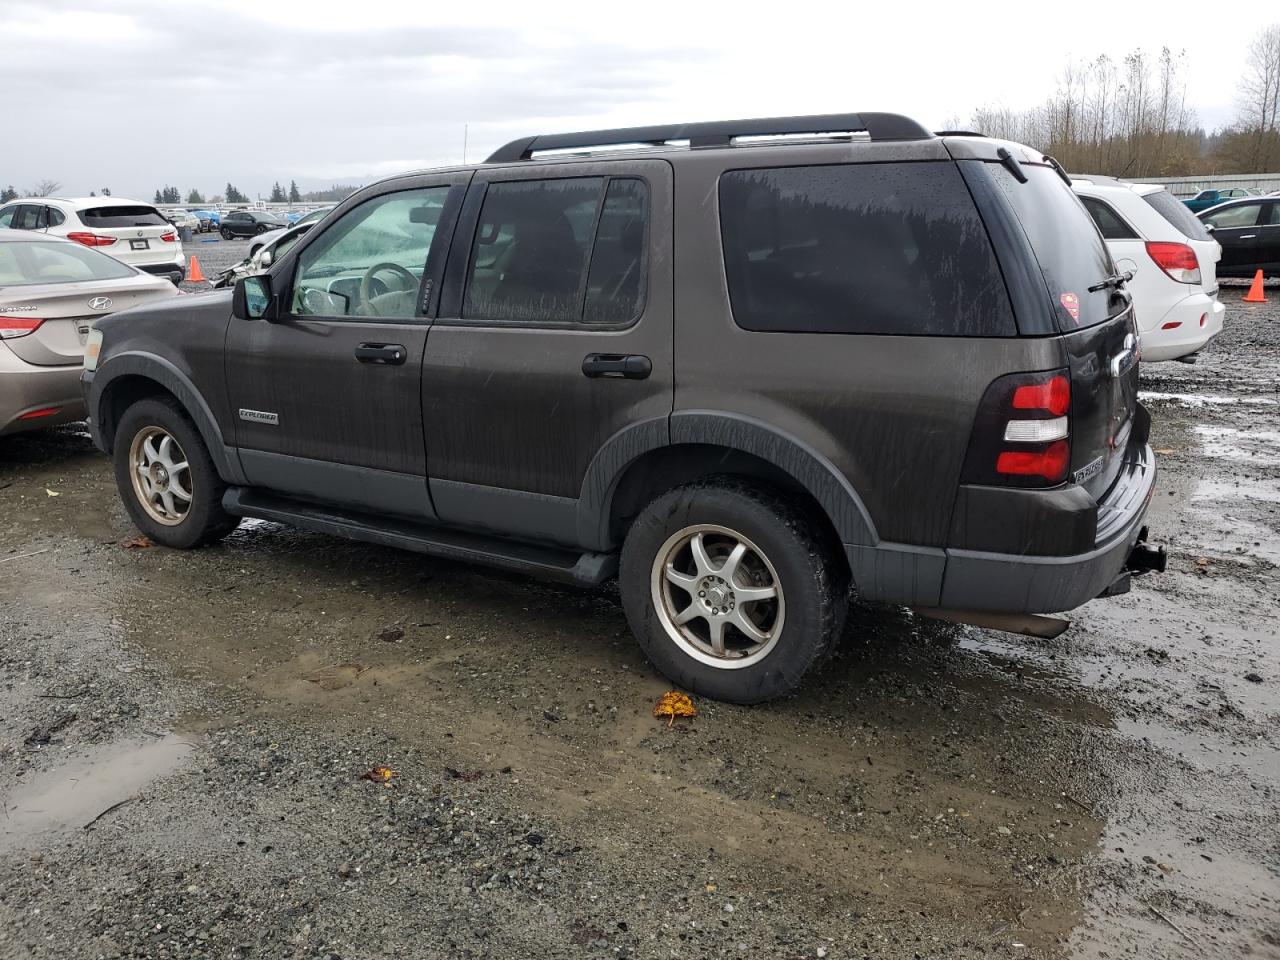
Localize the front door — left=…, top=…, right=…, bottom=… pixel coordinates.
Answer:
left=422, top=159, right=673, bottom=547
left=1203, top=202, right=1264, bottom=277
left=223, top=173, right=468, bottom=519
left=1259, top=201, right=1280, bottom=273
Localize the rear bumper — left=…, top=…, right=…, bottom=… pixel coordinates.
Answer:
left=0, top=343, right=86, bottom=435
left=1140, top=293, right=1225, bottom=362
left=937, top=438, right=1158, bottom=613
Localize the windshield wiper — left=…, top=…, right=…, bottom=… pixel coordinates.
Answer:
left=996, top=147, right=1027, bottom=184
left=1088, top=270, right=1133, bottom=293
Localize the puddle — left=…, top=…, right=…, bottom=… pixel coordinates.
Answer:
left=1139, top=391, right=1279, bottom=408
left=1192, top=425, right=1280, bottom=467
left=1191, top=477, right=1280, bottom=505
left=0, top=734, right=193, bottom=853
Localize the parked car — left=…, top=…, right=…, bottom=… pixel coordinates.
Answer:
left=1073, top=175, right=1224, bottom=362
left=0, top=197, right=185, bottom=285
left=83, top=113, right=1164, bottom=703
left=164, top=208, right=201, bottom=232
left=219, top=211, right=287, bottom=239
left=1182, top=188, right=1257, bottom=213
left=190, top=209, right=221, bottom=231
left=213, top=222, right=318, bottom=288
left=1198, top=198, right=1280, bottom=278
left=248, top=207, right=332, bottom=257
left=0, top=231, right=179, bottom=435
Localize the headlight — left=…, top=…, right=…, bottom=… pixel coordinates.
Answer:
left=84, top=328, right=104, bottom=371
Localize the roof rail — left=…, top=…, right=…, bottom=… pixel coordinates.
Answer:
left=485, top=112, right=933, bottom=163
left=934, top=129, right=985, bottom=138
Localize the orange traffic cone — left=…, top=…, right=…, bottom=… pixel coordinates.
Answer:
left=1243, top=269, right=1267, bottom=303
left=187, top=256, right=206, bottom=284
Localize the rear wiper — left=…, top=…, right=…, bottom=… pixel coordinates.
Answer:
left=1044, top=155, right=1072, bottom=186
left=1088, top=270, right=1134, bottom=293
left=996, top=147, right=1027, bottom=183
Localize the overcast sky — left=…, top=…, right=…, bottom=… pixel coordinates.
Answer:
left=1, top=0, right=1274, bottom=201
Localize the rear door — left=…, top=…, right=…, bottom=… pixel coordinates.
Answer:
left=1259, top=201, right=1280, bottom=272
left=979, top=160, right=1138, bottom=500
left=224, top=173, right=468, bottom=519
left=1201, top=202, right=1264, bottom=276
left=422, top=159, right=673, bottom=546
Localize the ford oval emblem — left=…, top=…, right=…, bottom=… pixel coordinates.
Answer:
left=87, top=296, right=112, bottom=311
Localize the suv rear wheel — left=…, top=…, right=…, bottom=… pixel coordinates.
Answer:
left=112, top=397, right=239, bottom=548
left=620, top=481, right=845, bottom=704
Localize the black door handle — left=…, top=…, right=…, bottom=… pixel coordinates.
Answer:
left=582, top=353, right=651, bottom=379
left=355, top=343, right=407, bottom=365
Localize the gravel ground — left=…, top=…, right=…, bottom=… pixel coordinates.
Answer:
left=0, top=286, right=1277, bottom=959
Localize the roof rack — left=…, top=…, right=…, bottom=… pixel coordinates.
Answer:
left=934, top=129, right=985, bottom=138
left=485, top=112, right=933, bottom=163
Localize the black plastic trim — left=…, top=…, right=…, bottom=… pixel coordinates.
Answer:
left=237, top=449, right=434, bottom=521
left=222, top=487, right=616, bottom=586
left=431, top=478, right=580, bottom=548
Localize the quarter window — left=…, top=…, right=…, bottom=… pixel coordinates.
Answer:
left=0, top=205, right=14, bottom=228
left=1080, top=197, right=1139, bottom=240
left=719, top=162, right=1015, bottom=336
left=1202, top=203, right=1262, bottom=229
left=462, top=177, right=650, bottom=325
left=291, top=187, right=448, bottom=319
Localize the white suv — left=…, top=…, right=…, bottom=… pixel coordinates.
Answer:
left=1072, top=176, right=1224, bottom=362
left=0, top=197, right=185, bottom=285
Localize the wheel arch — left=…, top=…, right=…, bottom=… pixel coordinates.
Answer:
left=576, top=411, right=877, bottom=556
left=90, top=353, right=244, bottom=484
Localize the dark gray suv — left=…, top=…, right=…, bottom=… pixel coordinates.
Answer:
left=83, top=112, right=1164, bottom=703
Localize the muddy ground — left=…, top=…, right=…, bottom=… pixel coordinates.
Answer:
left=0, top=278, right=1276, bottom=959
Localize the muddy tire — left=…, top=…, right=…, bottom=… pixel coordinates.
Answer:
left=619, top=480, right=845, bottom=704
left=112, top=396, right=239, bottom=549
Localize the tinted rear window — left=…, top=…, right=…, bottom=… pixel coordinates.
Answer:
left=0, top=240, right=135, bottom=286
left=1080, top=196, right=1139, bottom=240
left=987, top=163, right=1116, bottom=330
left=79, top=205, right=169, bottom=228
left=718, top=162, right=1014, bottom=336
left=1142, top=190, right=1212, bottom=241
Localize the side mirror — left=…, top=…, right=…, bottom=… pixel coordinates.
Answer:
left=232, top=274, right=274, bottom=321
left=258, top=248, right=274, bottom=267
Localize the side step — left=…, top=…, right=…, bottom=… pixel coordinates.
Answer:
left=222, top=488, right=616, bottom=586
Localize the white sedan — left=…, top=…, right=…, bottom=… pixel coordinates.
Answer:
left=0, top=231, right=180, bottom=434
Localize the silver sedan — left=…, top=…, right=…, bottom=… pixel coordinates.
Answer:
left=0, top=231, right=181, bottom=435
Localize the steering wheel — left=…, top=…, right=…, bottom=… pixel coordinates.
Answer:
left=358, top=262, right=418, bottom=317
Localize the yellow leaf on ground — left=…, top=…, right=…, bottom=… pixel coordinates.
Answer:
left=45, top=489, right=60, bottom=497
left=653, top=691, right=697, bottom=727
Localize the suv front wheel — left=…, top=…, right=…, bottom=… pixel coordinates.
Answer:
left=112, top=396, right=240, bottom=549
left=620, top=481, right=845, bottom=704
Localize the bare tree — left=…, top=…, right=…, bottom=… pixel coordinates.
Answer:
left=26, top=179, right=62, bottom=197
left=1234, top=24, right=1280, bottom=170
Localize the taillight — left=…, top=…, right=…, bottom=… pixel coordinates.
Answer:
left=962, top=370, right=1072, bottom=487
left=66, top=231, right=117, bottom=248
left=0, top=317, right=44, bottom=339
left=1146, top=241, right=1200, bottom=284
left=160, top=231, right=176, bottom=243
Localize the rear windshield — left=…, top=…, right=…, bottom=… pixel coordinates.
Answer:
left=1142, top=189, right=1213, bottom=241
left=79, top=205, right=169, bottom=228
left=987, top=163, right=1117, bottom=330
left=0, top=240, right=135, bottom=286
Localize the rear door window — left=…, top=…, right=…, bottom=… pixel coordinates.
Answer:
left=79, top=205, right=170, bottom=228
left=13, top=205, right=44, bottom=230
left=1142, top=190, right=1212, bottom=241
left=1080, top=197, right=1139, bottom=240
left=462, top=176, right=650, bottom=325
left=985, top=163, right=1117, bottom=330
left=718, top=162, right=1014, bottom=336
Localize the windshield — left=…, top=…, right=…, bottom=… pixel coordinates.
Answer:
left=0, top=240, right=135, bottom=286
left=986, top=162, right=1119, bottom=330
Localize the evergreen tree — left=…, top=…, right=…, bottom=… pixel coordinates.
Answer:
left=288, top=179, right=301, bottom=204
left=225, top=183, right=247, bottom=204
left=102, top=187, right=111, bottom=196
left=187, top=188, right=205, bottom=205
left=269, top=181, right=286, bottom=203
left=2, top=186, right=19, bottom=202
left=154, top=189, right=164, bottom=204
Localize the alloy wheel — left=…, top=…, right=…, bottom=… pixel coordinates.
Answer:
left=128, top=426, right=193, bottom=526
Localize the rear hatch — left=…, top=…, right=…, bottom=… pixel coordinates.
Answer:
left=978, top=157, right=1141, bottom=501
left=74, top=205, right=180, bottom=267
left=1139, top=187, right=1221, bottom=293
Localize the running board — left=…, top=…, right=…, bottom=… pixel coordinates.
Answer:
left=222, top=488, right=616, bottom=586
left=912, top=607, right=1070, bottom=639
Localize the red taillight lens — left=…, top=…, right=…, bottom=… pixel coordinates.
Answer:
left=0, top=317, right=44, bottom=339
left=1146, top=241, right=1200, bottom=284
left=66, top=231, right=117, bottom=248
left=19, top=406, right=62, bottom=421
left=160, top=231, right=176, bottom=243
left=996, top=440, right=1071, bottom=483
left=1012, top=375, right=1070, bottom=416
